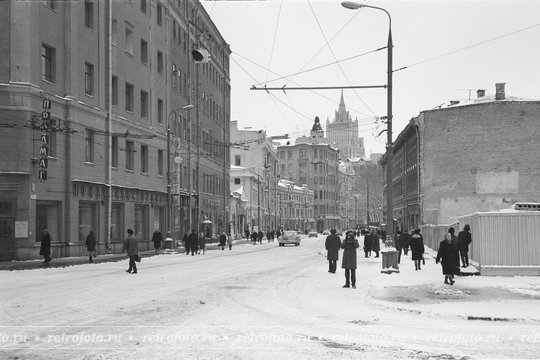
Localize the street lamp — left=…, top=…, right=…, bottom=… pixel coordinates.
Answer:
left=342, top=1, right=393, bottom=241
left=167, top=104, right=193, bottom=241
left=257, top=165, right=270, bottom=231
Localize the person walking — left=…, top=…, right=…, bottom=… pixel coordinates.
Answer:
left=39, top=229, right=52, bottom=264
left=402, top=230, right=411, bottom=255
left=183, top=233, right=189, bottom=255
left=85, top=230, right=97, bottom=263
left=251, top=230, right=258, bottom=245
left=152, top=229, right=162, bottom=252
left=436, top=232, right=460, bottom=285
left=187, top=229, right=198, bottom=256
left=341, top=231, right=359, bottom=288
left=458, top=224, right=472, bottom=267
left=123, top=229, right=138, bottom=274
left=448, top=227, right=461, bottom=273
left=410, top=229, right=425, bottom=270
left=227, top=233, right=234, bottom=250
left=219, top=232, right=227, bottom=250
left=325, top=229, right=341, bottom=274
left=371, top=229, right=380, bottom=258
left=394, top=230, right=403, bottom=264
left=258, top=230, right=264, bottom=244
left=198, top=231, right=207, bottom=254
left=363, top=230, right=372, bottom=258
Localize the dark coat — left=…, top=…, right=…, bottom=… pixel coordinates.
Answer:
left=363, top=235, right=371, bottom=252
left=394, top=234, right=403, bottom=252
left=187, top=232, right=199, bottom=248
left=325, top=234, right=341, bottom=261
left=219, top=233, right=227, bottom=246
left=410, top=234, right=425, bottom=261
left=458, top=230, right=472, bottom=252
left=152, top=231, right=162, bottom=247
left=341, top=236, right=359, bottom=269
left=251, top=231, right=258, bottom=241
left=123, top=235, right=138, bottom=256
left=436, top=240, right=460, bottom=275
left=370, top=233, right=380, bottom=252
left=258, top=231, right=264, bottom=240
left=39, top=233, right=51, bottom=256
left=401, top=233, right=411, bottom=248
left=85, top=233, right=96, bottom=251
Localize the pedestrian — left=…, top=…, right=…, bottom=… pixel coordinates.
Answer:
left=267, top=229, right=271, bottom=243
left=198, top=231, right=207, bottom=254
left=183, top=233, right=189, bottom=255
left=85, top=230, right=97, bottom=263
left=402, top=230, right=411, bottom=255
left=152, top=229, right=162, bottom=252
left=448, top=227, right=461, bottom=274
left=245, top=229, right=250, bottom=240
left=258, top=230, right=264, bottom=244
left=251, top=230, right=258, bottom=245
left=436, top=232, right=460, bottom=285
left=341, top=230, right=359, bottom=288
left=187, top=229, right=198, bottom=256
left=458, top=224, right=472, bottom=267
left=276, top=229, right=281, bottom=239
left=410, top=229, right=425, bottom=270
left=123, top=229, right=138, bottom=274
left=371, top=229, right=380, bottom=258
left=219, top=232, right=227, bottom=250
left=227, top=233, right=234, bottom=250
left=363, top=230, right=372, bottom=258
left=394, top=230, right=403, bottom=264
left=39, top=229, right=52, bottom=264
left=325, top=229, right=341, bottom=274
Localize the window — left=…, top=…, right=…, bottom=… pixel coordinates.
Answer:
left=288, top=164, right=292, bottom=173
left=281, top=164, right=285, bottom=172
left=111, top=19, right=117, bottom=45
left=85, top=62, right=94, bottom=96
left=134, top=205, right=149, bottom=240
left=234, top=155, right=241, bottom=166
left=299, top=149, right=306, bottom=158
left=111, top=136, right=118, bottom=168
left=126, top=141, right=134, bottom=170
left=140, top=0, right=146, bottom=13
left=288, top=150, right=292, bottom=158
left=111, top=76, right=118, bottom=105
left=234, top=178, right=241, bottom=185
left=42, top=45, right=55, bottom=83
left=35, top=201, right=60, bottom=243
left=79, top=202, right=97, bottom=242
left=85, top=1, right=94, bottom=29
left=156, top=3, right=163, bottom=26
left=141, top=145, right=148, bottom=173
left=141, top=39, right=148, bottom=64
left=125, top=27, right=133, bottom=54
left=158, top=150, right=163, bottom=176
left=85, top=129, right=94, bottom=163
left=140, top=91, right=148, bottom=118
left=110, top=203, right=123, bottom=241
left=280, top=151, right=284, bottom=159
left=125, top=83, right=134, bottom=112
left=157, top=51, right=163, bottom=74
left=157, top=99, right=163, bottom=124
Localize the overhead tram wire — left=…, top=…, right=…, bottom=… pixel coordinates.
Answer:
left=265, top=0, right=284, bottom=85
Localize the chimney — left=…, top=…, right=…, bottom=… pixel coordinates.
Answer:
left=495, top=83, right=506, bottom=100
left=476, top=89, right=486, bottom=98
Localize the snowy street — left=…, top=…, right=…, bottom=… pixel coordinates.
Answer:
left=1, top=235, right=540, bottom=359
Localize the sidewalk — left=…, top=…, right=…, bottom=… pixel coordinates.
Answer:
left=0, top=239, right=252, bottom=271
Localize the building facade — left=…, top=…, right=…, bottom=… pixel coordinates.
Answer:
left=382, top=83, right=540, bottom=228
left=0, top=0, right=230, bottom=261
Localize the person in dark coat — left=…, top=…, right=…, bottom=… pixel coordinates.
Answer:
left=123, top=229, right=139, bottom=274
left=325, top=229, right=341, bottom=274
left=219, top=232, right=227, bottom=250
left=436, top=232, right=460, bottom=285
left=152, top=229, right=162, bottom=252
left=363, top=231, right=372, bottom=258
left=251, top=230, right=258, bottom=244
left=410, top=229, right=425, bottom=270
left=276, top=229, right=281, bottom=239
left=258, top=230, right=264, bottom=244
left=183, top=233, right=189, bottom=255
left=85, top=230, right=97, bottom=262
left=402, top=230, right=411, bottom=255
left=341, top=231, right=359, bottom=288
left=245, top=229, right=250, bottom=240
left=394, top=230, right=403, bottom=264
left=39, top=229, right=52, bottom=263
left=371, top=229, right=380, bottom=258
left=448, top=227, right=461, bottom=272
left=187, top=229, right=198, bottom=256
left=458, top=224, right=472, bottom=267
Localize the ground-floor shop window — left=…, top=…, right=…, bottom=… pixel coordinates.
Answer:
left=111, top=203, right=124, bottom=242
left=36, top=201, right=60, bottom=242
left=79, top=202, right=97, bottom=242
left=134, top=204, right=148, bottom=240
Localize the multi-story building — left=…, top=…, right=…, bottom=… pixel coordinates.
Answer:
left=277, top=117, right=340, bottom=232
left=347, top=156, right=384, bottom=227
left=382, top=83, right=540, bottom=229
left=0, top=0, right=230, bottom=261
left=326, top=91, right=365, bottom=159
left=277, top=180, right=314, bottom=232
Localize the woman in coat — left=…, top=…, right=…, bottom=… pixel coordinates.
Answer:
left=39, top=229, right=52, bottom=264
left=363, top=232, right=372, bottom=258
left=436, top=232, right=460, bottom=285
left=219, top=232, right=227, bottom=250
left=85, top=230, right=97, bottom=262
left=325, top=229, right=341, bottom=273
left=227, top=233, right=234, bottom=250
left=340, top=231, right=359, bottom=288
left=410, top=229, right=425, bottom=270
left=152, top=229, right=162, bottom=252
left=198, top=232, right=206, bottom=254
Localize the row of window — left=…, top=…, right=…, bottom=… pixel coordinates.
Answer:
left=278, top=148, right=332, bottom=159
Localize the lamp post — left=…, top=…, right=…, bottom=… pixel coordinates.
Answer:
left=257, top=165, right=270, bottom=231
left=167, top=104, right=193, bottom=241
left=342, top=1, right=393, bottom=241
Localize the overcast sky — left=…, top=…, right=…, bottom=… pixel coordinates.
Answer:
left=202, top=0, right=540, bottom=156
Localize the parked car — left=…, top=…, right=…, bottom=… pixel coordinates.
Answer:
left=279, top=230, right=301, bottom=246
left=336, top=229, right=343, bottom=236
left=308, top=230, right=318, bottom=238
left=322, top=229, right=331, bottom=236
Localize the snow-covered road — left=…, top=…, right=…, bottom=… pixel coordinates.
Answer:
left=1, top=236, right=540, bottom=359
